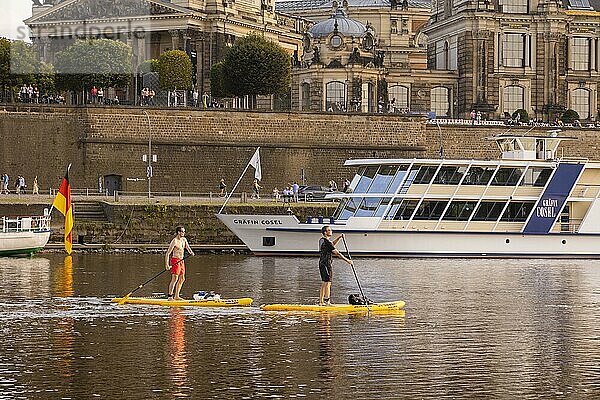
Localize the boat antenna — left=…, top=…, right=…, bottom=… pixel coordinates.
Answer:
left=436, top=120, right=443, bottom=158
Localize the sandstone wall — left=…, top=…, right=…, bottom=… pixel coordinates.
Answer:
left=1, top=105, right=599, bottom=196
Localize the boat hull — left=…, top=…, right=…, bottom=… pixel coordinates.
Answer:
left=217, top=214, right=600, bottom=258
left=0, top=230, right=51, bottom=257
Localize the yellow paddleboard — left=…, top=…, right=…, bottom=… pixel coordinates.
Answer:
left=112, top=297, right=253, bottom=307
left=260, top=300, right=405, bottom=314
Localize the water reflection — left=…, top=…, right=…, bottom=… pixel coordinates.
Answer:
left=0, top=254, right=598, bottom=399
left=168, top=308, right=189, bottom=396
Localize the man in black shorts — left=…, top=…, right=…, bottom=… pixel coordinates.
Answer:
left=319, top=225, right=353, bottom=305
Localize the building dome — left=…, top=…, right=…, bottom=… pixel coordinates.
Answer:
left=309, top=7, right=367, bottom=38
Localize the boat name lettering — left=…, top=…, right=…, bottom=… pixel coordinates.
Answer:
left=536, top=198, right=559, bottom=218
left=233, top=219, right=283, bottom=225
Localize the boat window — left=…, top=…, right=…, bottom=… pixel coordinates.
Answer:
left=355, top=197, right=382, bottom=217
left=374, top=198, right=391, bottom=217
left=413, top=166, right=438, bottom=184
left=369, top=165, right=398, bottom=193
left=433, top=166, right=467, bottom=185
left=354, top=166, right=379, bottom=193
left=501, top=201, right=534, bottom=222
left=463, top=166, right=495, bottom=185
left=386, top=199, right=419, bottom=220
left=472, top=201, right=506, bottom=221
left=492, top=167, right=524, bottom=186
left=413, top=201, right=449, bottom=220
left=334, top=197, right=363, bottom=220
left=442, top=201, right=477, bottom=220
left=386, top=165, right=410, bottom=193
left=520, top=167, right=552, bottom=187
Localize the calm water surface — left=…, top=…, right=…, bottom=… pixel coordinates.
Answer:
left=0, top=253, right=599, bottom=399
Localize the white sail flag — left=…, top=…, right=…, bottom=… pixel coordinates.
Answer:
left=249, top=147, right=262, bottom=181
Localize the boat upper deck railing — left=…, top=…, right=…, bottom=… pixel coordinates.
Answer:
left=1, top=215, right=51, bottom=233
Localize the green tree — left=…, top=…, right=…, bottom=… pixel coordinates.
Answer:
left=210, top=61, right=231, bottom=98
left=511, top=109, right=529, bottom=123
left=54, top=39, right=133, bottom=91
left=561, top=109, right=580, bottom=123
left=221, top=33, right=291, bottom=98
left=138, top=58, right=159, bottom=74
left=0, top=37, right=55, bottom=101
left=157, top=50, right=192, bottom=91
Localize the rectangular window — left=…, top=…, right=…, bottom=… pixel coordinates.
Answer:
left=503, top=86, right=525, bottom=115
left=387, top=165, right=410, bottom=193
left=355, top=197, right=382, bottom=217
left=354, top=166, right=379, bottom=193
left=414, top=166, right=438, bottom=184
left=499, top=0, right=528, bottom=13
left=571, top=37, right=590, bottom=71
left=413, top=201, right=448, bottom=220
left=492, top=168, right=524, bottom=186
left=503, top=33, right=525, bottom=67
left=369, top=165, right=398, bottom=193
left=442, top=201, right=478, bottom=221
left=433, top=166, right=467, bottom=185
left=501, top=202, right=534, bottom=222
left=472, top=202, right=506, bottom=221
left=520, top=168, right=552, bottom=187
left=387, top=199, right=419, bottom=220
left=463, top=166, right=495, bottom=185
left=374, top=198, right=391, bottom=217
left=436, top=41, right=446, bottom=70
left=335, top=197, right=362, bottom=220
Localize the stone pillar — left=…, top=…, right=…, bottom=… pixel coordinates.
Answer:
left=136, top=32, right=147, bottom=66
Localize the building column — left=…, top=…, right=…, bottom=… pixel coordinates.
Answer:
left=169, top=29, right=180, bottom=50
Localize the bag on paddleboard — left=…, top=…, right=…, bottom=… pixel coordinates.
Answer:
left=348, top=293, right=372, bottom=305
left=193, top=291, right=221, bottom=301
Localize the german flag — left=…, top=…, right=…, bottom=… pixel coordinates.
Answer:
left=52, top=165, right=73, bottom=254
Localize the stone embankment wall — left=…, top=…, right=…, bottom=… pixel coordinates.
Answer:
left=1, top=105, right=599, bottom=195
left=0, top=202, right=336, bottom=245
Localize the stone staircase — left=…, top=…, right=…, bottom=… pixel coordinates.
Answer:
left=73, top=201, right=107, bottom=222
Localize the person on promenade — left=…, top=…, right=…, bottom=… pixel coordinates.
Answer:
left=1, top=174, right=8, bottom=194
left=318, top=225, right=353, bottom=306
left=32, top=176, right=39, bottom=195
left=165, top=226, right=195, bottom=300
left=219, top=178, right=227, bottom=196
left=252, top=179, right=262, bottom=199
left=292, top=181, right=299, bottom=202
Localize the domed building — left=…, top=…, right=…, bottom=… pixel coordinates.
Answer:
left=288, top=0, right=457, bottom=115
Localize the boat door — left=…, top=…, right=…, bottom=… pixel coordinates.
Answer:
left=536, top=139, right=546, bottom=160
left=104, top=175, right=122, bottom=195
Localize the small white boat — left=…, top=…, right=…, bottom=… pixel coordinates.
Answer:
left=0, top=214, right=51, bottom=256
left=218, top=133, right=600, bottom=258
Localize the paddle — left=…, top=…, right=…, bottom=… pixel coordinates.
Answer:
left=117, top=255, right=190, bottom=304
left=342, top=235, right=370, bottom=311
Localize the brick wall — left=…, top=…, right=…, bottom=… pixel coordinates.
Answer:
left=1, top=105, right=599, bottom=195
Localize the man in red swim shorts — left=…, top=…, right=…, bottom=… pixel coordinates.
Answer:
left=165, top=226, right=195, bottom=300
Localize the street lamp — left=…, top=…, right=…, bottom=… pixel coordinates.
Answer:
left=143, top=111, right=155, bottom=198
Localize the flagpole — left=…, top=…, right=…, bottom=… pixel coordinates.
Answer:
left=218, top=147, right=259, bottom=215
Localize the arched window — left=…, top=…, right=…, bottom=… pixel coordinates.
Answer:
left=326, top=81, right=346, bottom=112
left=503, top=85, right=524, bottom=115
left=388, top=85, right=409, bottom=112
left=301, top=82, right=310, bottom=111
left=571, top=88, right=590, bottom=119
left=431, top=87, right=449, bottom=117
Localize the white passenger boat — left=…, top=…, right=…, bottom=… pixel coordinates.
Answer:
left=0, top=214, right=51, bottom=256
left=218, top=134, right=600, bottom=258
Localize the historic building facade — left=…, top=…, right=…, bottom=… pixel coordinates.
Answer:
left=424, top=0, right=600, bottom=120
left=277, top=0, right=457, bottom=115
left=25, top=0, right=305, bottom=100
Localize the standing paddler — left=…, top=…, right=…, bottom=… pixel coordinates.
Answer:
left=319, top=225, right=353, bottom=306
left=166, top=226, right=195, bottom=300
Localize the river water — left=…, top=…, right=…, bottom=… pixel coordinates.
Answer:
left=0, top=253, right=598, bottom=399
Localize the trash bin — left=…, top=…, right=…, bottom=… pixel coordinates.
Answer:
left=317, top=216, right=323, bottom=224
left=78, top=235, right=86, bottom=245
left=306, top=216, right=313, bottom=223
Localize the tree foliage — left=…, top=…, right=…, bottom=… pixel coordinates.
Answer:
left=561, top=109, right=580, bottom=123
left=157, top=50, right=192, bottom=91
left=55, top=39, right=133, bottom=91
left=138, top=58, right=159, bottom=74
left=221, top=33, right=291, bottom=97
left=210, top=61, right=231, bottom=98
left=511, top=109, right=529, bottom=123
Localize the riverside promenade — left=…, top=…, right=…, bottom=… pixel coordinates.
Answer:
left=0, top=193, right=336, bottom=253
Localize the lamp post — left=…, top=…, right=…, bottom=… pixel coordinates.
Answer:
left=144, top=111, right=153, bottom=198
